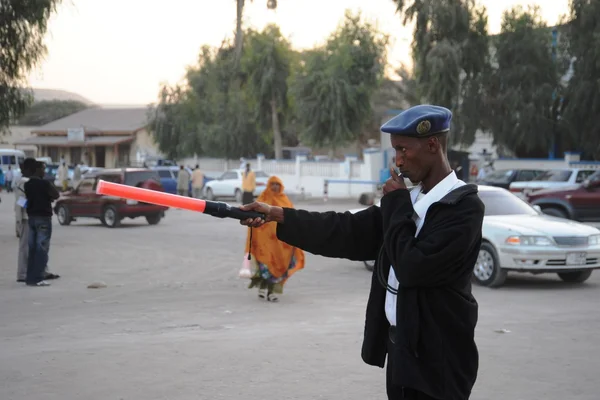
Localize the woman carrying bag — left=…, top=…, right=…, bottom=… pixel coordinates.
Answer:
left=241, top=176, right=305, bottom=302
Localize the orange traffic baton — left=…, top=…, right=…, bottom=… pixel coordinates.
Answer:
left=96, top=180, right=265, bottom=221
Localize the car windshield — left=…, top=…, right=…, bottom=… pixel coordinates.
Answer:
left=479, top=190, right=539, bottom=216
left=255, top=171, right=268, bottom=178
left=533, top=169, right=572, bottom=182
left=124, top=171, right=160, bottom=186
left=482, top=169, right=513, bottom=183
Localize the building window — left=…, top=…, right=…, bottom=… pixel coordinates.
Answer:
left=118, top=143, right=130, bottom=166
left=48, top=147, right=59, bottom=162
left=70, top=147, right=82, bottom=164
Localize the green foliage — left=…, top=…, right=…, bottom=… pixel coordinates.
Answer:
left=391, top=0, right=490, bottom=147
left=149, top=41, right=272, bottom=159
left=242, top=25, right=292, bottom=159
left=484, top=6, right=559, bottom=156
left=16, top=100, right=89, bottom=126
left=561, top=0, right=600, bottom=159
left=0, top=0, right=61, bottom=130
left=150, top=13, right=388, bottom=159
left=292, top=11, right=389, bottom=148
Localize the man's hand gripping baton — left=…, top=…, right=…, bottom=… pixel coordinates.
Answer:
left=95, top=180, right=265, bottom=221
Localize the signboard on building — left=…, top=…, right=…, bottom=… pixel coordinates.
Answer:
left=67, top=128, right=85, bottom=142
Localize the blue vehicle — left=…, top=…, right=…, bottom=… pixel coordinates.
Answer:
left=151, top=166, right=213, bottom=196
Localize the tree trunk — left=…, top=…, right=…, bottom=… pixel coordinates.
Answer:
left=235, top=0, right=245, bottom=65
left=271, top=95, right=283, bottom=160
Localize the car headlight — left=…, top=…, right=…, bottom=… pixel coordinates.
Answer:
left=506, top=235, right=553, bottom=246
left=589, top=234, right=600, bottom=245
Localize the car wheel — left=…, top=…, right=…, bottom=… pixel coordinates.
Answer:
left=57, top=205, right=72, bottom=226
left=235, top=189, right=242, bottom=203
left=206, top=188, right=215, bottom=201
left=473, top=242, right=507, bottom=288
left=542, top=206, right=569, bottom=219
left=364, top=260, right=375, bottom=272
left=557, top=270, right=592, bottom=283
left=146, top=213, right=162, bottom=225
left=101, top=205, right=120, bottom=228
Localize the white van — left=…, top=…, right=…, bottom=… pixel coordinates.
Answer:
left=0, top=149, right=26, bottom=185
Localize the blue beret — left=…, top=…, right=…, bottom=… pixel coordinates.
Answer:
left=381, top=105, right=452, bottom=137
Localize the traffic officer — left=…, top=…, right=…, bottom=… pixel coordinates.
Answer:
left=240, top=105, right=485, bottom=400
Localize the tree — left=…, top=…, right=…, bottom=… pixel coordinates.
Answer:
left=561, top=0, right=600, bottom=159
left=234, top=0, right=278, bottom=65
left=16, top=100, right=89, bottom=126
left=0, top=0, right=62, bottom=131
left=292, top=11, right=388, bottom=150
left=242, top=25, right=292, bottom=159
left=484, top=6, right=560, bottom=157
left=149, top=40, right=273, bottom=160
left=391, top=0, right=490, bottom=146
left=147, top=84, right=196, bottom=160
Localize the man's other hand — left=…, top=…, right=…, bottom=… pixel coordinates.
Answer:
left=382, top=167, right=407, bottom=195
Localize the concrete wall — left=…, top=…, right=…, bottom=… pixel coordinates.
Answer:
left=132, top=129, right=161, bottom=163
left=180, top=149, right=384, bottom=199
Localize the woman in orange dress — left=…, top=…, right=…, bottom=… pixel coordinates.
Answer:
left=244, top=176, right=305, bottom=302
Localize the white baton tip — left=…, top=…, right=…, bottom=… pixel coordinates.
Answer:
left=96, top=180, right=106, bottom=194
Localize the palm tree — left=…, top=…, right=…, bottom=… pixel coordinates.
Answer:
left=235, top=0, right=278, bottom=64
left=242, top=25, right=290, bottom=159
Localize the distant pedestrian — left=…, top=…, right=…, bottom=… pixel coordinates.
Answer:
left=57, top=162, right=69, bottom=191
left=73, top=162, right=82, bottom=187
left=24, top=160, right=60, bottom=287
left=191, top=165, right=205, bottom=198
left=241, top=163, right=256, bottom=205
left=177, top=165, right=190, bottom=196
left=5, top=165, right=14, bottom=192
left=15, top=159, right=60, bottom=283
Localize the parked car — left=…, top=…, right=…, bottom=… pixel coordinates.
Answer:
left=526, top=169, right=600, bottom=221
left=351, top=185, right=600, bottom=287
left=477, top=168, right=545, bottom=189
left=151, top=166, right=214, bottom=196
left=203, top=169, right=270, bottom=202
left=508, top=168, right=595, bottom=199
left=53, top=168, right=168, bottom=228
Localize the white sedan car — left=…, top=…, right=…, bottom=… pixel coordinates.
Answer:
left=203, top=169, right=270, bottom=203
left=352, top=185, right=600, bottom=287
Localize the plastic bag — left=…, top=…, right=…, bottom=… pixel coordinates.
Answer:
left=239, top=253, right=256, bottom=279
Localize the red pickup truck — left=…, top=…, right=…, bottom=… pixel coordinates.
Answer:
left=526, top=170, right=600, bottom=222
left=54, top=168, right=168, bottom=228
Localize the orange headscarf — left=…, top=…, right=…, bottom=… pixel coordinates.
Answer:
left=244, top=176, right=305, bottom=281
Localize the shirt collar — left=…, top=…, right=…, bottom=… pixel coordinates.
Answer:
left=411, top=171, right=459, bottom=219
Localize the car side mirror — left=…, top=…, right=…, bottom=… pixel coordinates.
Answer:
left=533, top=205, right=542, bottom=214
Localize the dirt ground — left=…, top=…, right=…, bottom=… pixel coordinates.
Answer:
left=1, top=193, right=599, bottom=400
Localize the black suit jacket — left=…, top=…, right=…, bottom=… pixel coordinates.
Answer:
left=276, top=184, right=485, bottom=400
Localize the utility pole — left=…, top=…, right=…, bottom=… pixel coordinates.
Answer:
left=549, top=27, right=558, bottom=159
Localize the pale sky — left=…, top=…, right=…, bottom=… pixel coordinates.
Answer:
left=27, top=0, right=569, bottom=105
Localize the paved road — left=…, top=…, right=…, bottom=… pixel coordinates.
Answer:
left=0, top=192, right=599, bottom=400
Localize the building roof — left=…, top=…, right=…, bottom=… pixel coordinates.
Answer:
left=32, top=107, right=150, bottom=133
left=14, top=135, right=134, bottom=147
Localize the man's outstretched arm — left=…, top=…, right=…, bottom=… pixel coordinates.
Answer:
left=240, top=202, right=383, bottom=262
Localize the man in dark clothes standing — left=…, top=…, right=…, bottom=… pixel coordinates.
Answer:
left=24, top=160, right=60, bottom=287
left=240, top=105, right=485, bottom=400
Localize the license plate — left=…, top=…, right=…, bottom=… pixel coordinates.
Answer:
left=566, top=252, right=587, bottom=266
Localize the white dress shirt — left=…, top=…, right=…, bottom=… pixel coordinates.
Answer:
left=385, top=171, right=466, bottom=326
